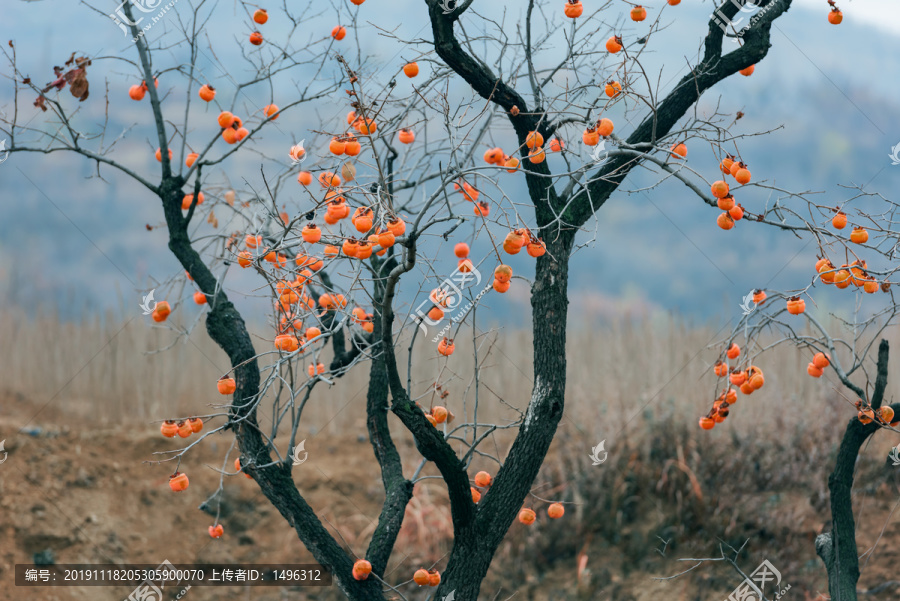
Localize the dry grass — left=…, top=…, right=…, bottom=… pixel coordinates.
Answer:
left=4, top=307, right=900, bottom=599
left=8, top=305, right=899, bottom=429
left=5, top=305, right=900, bottom=464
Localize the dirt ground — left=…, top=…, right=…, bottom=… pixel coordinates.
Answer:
left=2, top=391, right=899, bottom=601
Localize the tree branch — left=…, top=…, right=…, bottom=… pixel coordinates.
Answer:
left=426, top=0, right=561, bottom=218
left=567, top=0, right=794, bottom=227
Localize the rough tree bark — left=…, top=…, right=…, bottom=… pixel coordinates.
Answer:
left=422, top=1, right=792, bottom=598
left=121, top=4, right=392, bottom=598
left=361, top=258, right=415, bottom=575
left=815, top=340, right=899, bottom=601
left=438, top=232, right=575, bottom=600
left=161, top=178, right=383, bottom=600
left=568, top=0, right=793, bottom=225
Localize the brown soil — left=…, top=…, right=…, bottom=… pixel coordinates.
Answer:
left=1, top=392, right=899, bottom=601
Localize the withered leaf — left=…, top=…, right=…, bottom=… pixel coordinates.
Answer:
left=63, top=68, right=81, bottom=84
left=340, top=162, right=356, bottom=182
left=69, top=70, right=89, bottom=101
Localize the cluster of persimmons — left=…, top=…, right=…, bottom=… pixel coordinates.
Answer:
left=814, top=210, right=880, bottom=295
left=710, top=156, right=752, bottom=231
left=704, top=238, right=895, bottom=431
left=702, top=342, right=766, bottom=430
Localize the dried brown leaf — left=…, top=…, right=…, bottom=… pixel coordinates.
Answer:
left=68, top=69, right=89, bottom=101
left=341, top=162, right=356, bottom=182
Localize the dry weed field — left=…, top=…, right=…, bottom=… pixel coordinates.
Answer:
left=2, top=308, right=899, bottom=600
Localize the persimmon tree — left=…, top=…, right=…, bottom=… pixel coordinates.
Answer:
left=8, top=0, right=880, bottom=599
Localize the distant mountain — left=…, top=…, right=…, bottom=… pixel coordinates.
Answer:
left=0, top=0, right=897, bottom=326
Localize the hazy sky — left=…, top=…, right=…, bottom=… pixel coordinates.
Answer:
left=794, top=0, right=900, bottom=35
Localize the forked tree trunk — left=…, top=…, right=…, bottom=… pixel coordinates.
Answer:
left=159, top=180, right=385, bottom=600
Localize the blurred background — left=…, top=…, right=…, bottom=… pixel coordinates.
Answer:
left=1, top=1, right=900, bottom=600
left=1, top=0, right=899, bottom=321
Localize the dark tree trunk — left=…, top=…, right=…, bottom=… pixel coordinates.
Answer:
left=422, top=1, right=793, bottom=598
left=817, top=419, right=867, bottom=601
left=815, top=341, right=898, bottom=601
left=364, top=269, right=414, bottom=574
left=158, top=180, right=386, bottom=600
left=119, top=3, right=388, bottom=592
left=436, top=230, right=575, bottom=600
